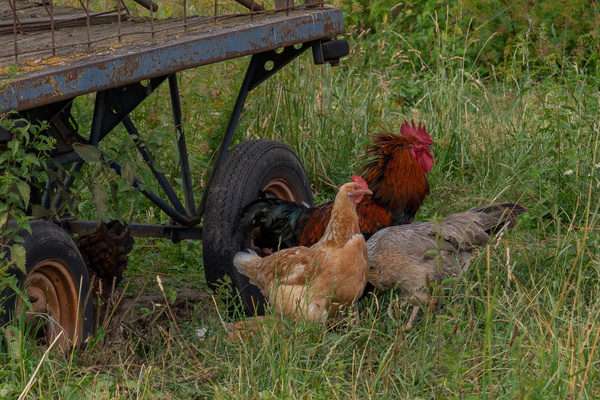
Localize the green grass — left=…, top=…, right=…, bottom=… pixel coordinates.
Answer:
left=2, top=1, right=600, bottom=398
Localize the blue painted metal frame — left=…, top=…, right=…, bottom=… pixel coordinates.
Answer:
left=169, top=74, right=196, bottom=216
left=0, top=9, right=344, bottom=113
left=42, top=40, right=320, bottom=233
left=122, top=116, right=189, bottom=219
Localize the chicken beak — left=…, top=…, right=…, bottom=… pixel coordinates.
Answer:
left=363, top=189, right=373, bottom=196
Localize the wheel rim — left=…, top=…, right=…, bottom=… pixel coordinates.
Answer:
left=20, top=260, right=84, bottom=351
left=262, top=178, right=299, bottom=201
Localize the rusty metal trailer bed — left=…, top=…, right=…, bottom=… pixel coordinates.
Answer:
left=0, top=0, right=348, bottom=350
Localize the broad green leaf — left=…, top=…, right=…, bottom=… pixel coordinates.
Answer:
left=122, top=161, right=136, bottom=185
left=15, top=179, right=30, bottom=208
left=93, top=185, right=108, bottom=220
left=20, top=221, right=32, bottom=234
left=0, top=152, right=10, bottom=164
left=11, top=235, right=25, bottom=243
left=23, top=153, right=41, bottom=166
left=152, top=162, right=165, bottom=174
left=31, top=205, right=53, bottom=219
left=10, top=244, right=26, bottom=273
left=0, top=211, right=7, bottom=227
left=73, top=143, right=101, bottom=164
left=7, top=139, right=19, bottom=156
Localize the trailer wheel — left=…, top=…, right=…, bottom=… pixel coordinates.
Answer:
left=202, top=140, right=313, bottom=316
left=0, top=220, right=94, bottom=351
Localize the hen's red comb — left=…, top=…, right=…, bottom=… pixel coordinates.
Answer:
left=351, top=174, right=369, bottom=189
left=400, top=120, right=433, bottom=145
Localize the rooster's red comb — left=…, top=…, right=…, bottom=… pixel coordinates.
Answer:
left=400, top=120, right=433, bottom=145
left=351, top=174, right=369, bottom=189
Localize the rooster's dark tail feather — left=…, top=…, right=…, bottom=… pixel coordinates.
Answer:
left=237, top=198, right=311, bottom=250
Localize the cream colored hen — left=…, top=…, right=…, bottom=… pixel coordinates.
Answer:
left=367, top=202, right=526, bottom=327
left=233, top=176, right=372, bottom=324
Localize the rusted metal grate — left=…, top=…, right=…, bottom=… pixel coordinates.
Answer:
left=1, top=0, right=325, bottom=64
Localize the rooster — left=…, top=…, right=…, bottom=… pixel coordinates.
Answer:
left=238, top=120, right=434, bottom=252
left=233, top=176, right=372, bottom=324
left=366, top=202, right=527, bottom=327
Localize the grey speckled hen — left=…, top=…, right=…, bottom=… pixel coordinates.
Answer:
left=366, top=202, right=527, bottom=327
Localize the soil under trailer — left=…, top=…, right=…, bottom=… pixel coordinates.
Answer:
left=0, top=0, right=348, bottom=350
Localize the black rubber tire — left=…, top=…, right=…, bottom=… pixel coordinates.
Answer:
left=202, top=140, right=313, bottom=316
left=0, top=220, right=94, bottom=350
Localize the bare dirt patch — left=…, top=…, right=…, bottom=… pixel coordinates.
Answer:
left=80, top=278, right=217, bottom=368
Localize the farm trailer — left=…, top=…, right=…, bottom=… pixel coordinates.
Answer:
left=0, top=0, right=348, bottom=350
